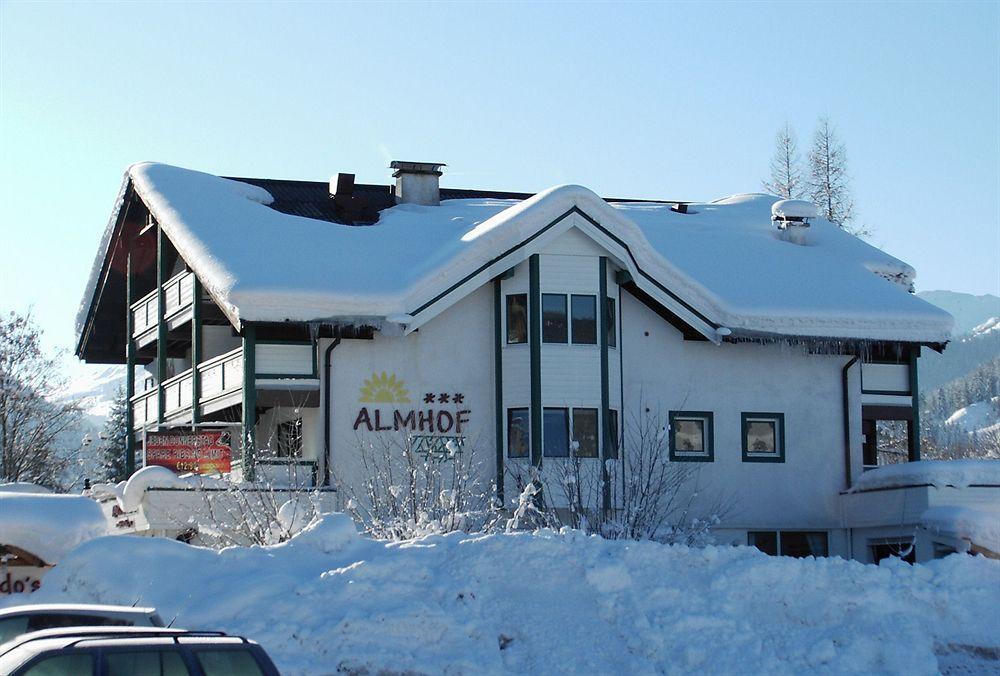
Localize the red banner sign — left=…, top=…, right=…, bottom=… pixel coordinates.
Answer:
left=145, top=429, right=232, bottom=474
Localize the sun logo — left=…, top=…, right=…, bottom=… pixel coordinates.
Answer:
left=359, top=372, right=411, bottom=404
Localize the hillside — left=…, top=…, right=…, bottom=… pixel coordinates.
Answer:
left=917, top=290, right=1000, bottom=336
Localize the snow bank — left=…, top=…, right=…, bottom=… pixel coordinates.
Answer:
left=0, top=494, right=108, bottom=564
left=10, top=515, right=999, bottom=675
left=0, top=483, right=53, bottom=494
left=848, top=459, right=1000, bottom=493
left=117, top=465, right=232, bottom=512
left=78, top=163, right=952, bottom=343
left=922, top=506, right=1000, bottom=554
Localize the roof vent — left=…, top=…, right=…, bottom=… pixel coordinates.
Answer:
left=771, top=199, right=817, bottom=245
left=390, top=161, right=445, bottom=206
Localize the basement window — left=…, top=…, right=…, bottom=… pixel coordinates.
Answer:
left=870, top=538, right=915, bottom=564
left=507, top=408, right=529, bottom=458
left=742, top=412, right=785, bottom=463
left=749, top=531, right=828, bottom=557
left=669, top=411, right=714, bottom=462
left=506, top=294, right=527, bottom=344
left=542, top=294, right=568, bottom=343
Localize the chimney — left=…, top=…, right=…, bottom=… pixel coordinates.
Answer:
left=390, top=161, right=445, bottom=206
left=330, top=173, right=355, bottom=204
left=771, top=199, right=817, bottom=245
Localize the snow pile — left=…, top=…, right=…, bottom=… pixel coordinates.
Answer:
left=115, top=465, right=231, bottom=512
left=77, top=163, right=952, bottom=343
left=848, top=459, right=1000, bottom=493
left=771, top=199, right=818, bottom=221
left=0, top=494, right=108, bottom=564
left=945, top=397, right=1000, bottom=435
left=9, top=515, right=999, bottom=675
left=921, top=506, right=1000, bottom=554
left=0, top=483, right=53, bottom=495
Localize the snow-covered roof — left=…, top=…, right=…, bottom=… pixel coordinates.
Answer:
left=0, top=493, right=109, bottom=564
left=847, top=459, right=1000, bottom=493
left=78, top=162, right=954, bottom=344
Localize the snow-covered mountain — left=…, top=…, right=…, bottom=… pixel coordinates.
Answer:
left=916, top=290, right=1000, bottom=337
left=59, top=361, right=126, bottom=418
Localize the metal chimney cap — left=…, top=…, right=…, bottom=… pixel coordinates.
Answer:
left=389, top=161, right=446, bottom=177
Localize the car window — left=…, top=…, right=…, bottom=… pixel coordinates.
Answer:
left=195, top=649, right=265, bottom=676
left=106, top=650, right=190, bottom=676
left=26, top=614, right=132, bottom=632
left=20, top=653, right=95, bottom=676
left=0, top=616, right=30, bottom=645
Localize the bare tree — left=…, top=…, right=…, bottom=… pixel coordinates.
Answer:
left=0, top=311, right=81, bottom=488
left=341, top=433, right=500, bottom=540
left=808, top=117, right=866, bottom=235
left=762, top=123, right=804, bottom=199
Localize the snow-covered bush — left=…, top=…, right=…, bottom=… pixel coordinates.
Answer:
left=507, top=408, right=730, bottom=545
left=341, top=433, right=500, bottom=540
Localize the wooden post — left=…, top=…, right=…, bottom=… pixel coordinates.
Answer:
left=242, top=324, right=257, bottom=481
left=528, top=255, right=542, bottom=468
left=191, top=275, right=202, bottom=425
left=156, top=224, right=167, bottom=424
left=599, top=257, right=611, bottom=513
left=493, top=278, right=504, bottom=504
left=125, top=253, right=136, bottom=476
left=908, top=346, right=921, bottom=462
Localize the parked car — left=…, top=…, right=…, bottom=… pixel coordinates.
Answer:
left=0, top=604, right=164, bottom=647
left=0, top=626, right=280, bottom=675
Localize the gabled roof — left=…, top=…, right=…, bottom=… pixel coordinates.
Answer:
left=76, top=162, right=953, bottom=359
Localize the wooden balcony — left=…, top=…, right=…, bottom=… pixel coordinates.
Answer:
left=130, top=270, right=196, bottom=347
left=130, top=343, right=319, bottom=431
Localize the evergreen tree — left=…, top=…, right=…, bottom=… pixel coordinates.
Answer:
left=808, top=117, right=864, bottom=234
left=98, top=386, right=130, bottom=482
left=762, top=123, right=804, bottom=199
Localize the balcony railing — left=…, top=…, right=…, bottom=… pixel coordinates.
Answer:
left=130, top=270, right=195, bottom=338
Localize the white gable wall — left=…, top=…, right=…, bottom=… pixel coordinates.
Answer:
left=621, top=291, right=856, bottom=551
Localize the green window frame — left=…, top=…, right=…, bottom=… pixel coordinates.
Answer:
left=669, top=411, right=714, bottom=462
left=541, top=294, right=568, bottom=343
left=571, top=407, right=599, bottom=458
left=506, top=294, right=528, bottom=345
left=507, top=407, right=530, bottom=458
left=570, top=295, right=597, bottom=345
left=742, top=412, right=785, bottom=463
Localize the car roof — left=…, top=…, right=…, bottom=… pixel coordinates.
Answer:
left=0, top=603, right=158, bottom=618
left=0, top=626, right=191, bottom=656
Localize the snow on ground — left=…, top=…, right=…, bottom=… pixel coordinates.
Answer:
left=78, top=163, right=952, bottom=342
left=946, top=398, right=1000, bottom=435
left=0, top=493, right=108, bottom=564
left=8, top=515, right=999, bottom=675
left=848, top=459, right=1000, bottom=493
left=922, top=506, right=1000, bottom=554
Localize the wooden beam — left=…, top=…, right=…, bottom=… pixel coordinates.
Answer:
left=156, top=224, right=167, bottom=424
left=191, top=275, right=202, bottom=425
left=125, top=253, right=136, bottom=476
left=242, top=324, right=257, bottom=481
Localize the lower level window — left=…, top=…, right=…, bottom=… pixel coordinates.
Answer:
left=572, top=408, right=598, bottom=457
left=742, top=412, right=785, bottom=462
left=507, top=408, right=529, bottom=458
left=749, top=530, right=828, bottom=557
left=276, top=418, right=303, bottom=457
left=669, top=411, right=714, bottom=461
left=870, top=539, right=915, bottom=564
left=543, top=407, right=570, bottom=457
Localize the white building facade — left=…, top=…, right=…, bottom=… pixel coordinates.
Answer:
left=77, top=160, right=991, bottom=563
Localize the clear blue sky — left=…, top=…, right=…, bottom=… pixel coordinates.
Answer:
left=1, top=1, right=997, bottom=355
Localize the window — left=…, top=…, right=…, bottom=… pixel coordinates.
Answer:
left=506, top=294, right=527, bottom=344
left=742, top=412, right=785, bottom=462
left=570, top=295, right=597, bottom=344
left=870, top=539, right=915, bottom=564
left=276, top=418, right=303, bottom=458
left=106, top=651, right=190, bottom=676
left=542, top=294, right=568, bottom=343
left=606, top=409, right=619, bottom=459
left=669, top=411, right=714, bottom=462
left=606, top=297, right=616, bottom=348
left=507, top=408, right=529, bottom=458
left=749, top=531, right=828, bottom=558
left=571, top=408, right=599, bottom=457
left=195, top=650, right=265, bottom=676
left=22, top=654, right=95, bottom=676
left=543, top=407, right=570, bottom=457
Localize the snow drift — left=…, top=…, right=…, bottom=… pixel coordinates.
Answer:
left=9, top=514, right=998, bottom=675
left=0, top=493, right=108, bottom=564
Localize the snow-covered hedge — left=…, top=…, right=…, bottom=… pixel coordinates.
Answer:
left=7, top=514, right=998, bottom=674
